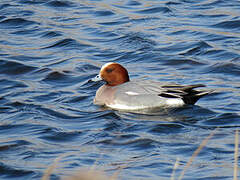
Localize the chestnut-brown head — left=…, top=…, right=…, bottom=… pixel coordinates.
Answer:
left=92, top=62, right=130, bottom=86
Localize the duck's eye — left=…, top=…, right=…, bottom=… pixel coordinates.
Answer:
left=106, top=68, right=114, bottom=73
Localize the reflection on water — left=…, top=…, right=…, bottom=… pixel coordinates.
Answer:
left=0, top=0, right=240, bottom=179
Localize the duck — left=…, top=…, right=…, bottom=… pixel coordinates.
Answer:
left=91, top=62, right=211, bottom=111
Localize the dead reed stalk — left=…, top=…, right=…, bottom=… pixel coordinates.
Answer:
left=178, top=128, right=218, bottom=180
left=41, top=153, right=65, bottom=180
left=41, top=152, right=119, bottom=180
left=233, top=129, right=239, bottom=180
left=171, top=157, right=180, bottom=180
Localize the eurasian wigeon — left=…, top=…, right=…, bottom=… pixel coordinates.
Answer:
left=91, top=62, right=211, bottom=111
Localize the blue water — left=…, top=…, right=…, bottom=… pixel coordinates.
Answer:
left=0, top=0, right=240, bottom=179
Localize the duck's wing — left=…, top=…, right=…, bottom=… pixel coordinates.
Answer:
left=133, top=81, right=212, bottom=105
left=115, top=81, right=212, bottom=105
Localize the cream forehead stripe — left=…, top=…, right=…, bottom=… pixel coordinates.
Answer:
left=100, top=62, right=115, bottom=71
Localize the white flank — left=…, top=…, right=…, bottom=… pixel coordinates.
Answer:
left=166, top=99, right=185, bottom=107
left=108, top=104, right=146, bottom=110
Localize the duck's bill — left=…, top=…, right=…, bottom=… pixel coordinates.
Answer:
left=91, top=74, right=103, bottom=82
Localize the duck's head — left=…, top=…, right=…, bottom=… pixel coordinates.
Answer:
left=92, top=62, right=129, bottom=86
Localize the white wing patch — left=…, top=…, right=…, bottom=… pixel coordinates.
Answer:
left=125, top=91, right=139, bottom=95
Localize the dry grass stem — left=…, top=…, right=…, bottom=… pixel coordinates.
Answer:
left=41, top=155, right=62, bottom=180
left=171, top=157, right=180, bottom=180
left=178, top=128, right=218, bottom=180
left=63, top=169, right=111, bottom=180
left=42, top=152, right=119, bottom=180
left=109, top=163, right=128, bottom=180
left=41, top=152, right=78, bottom=180
left=234, top=129, right=239, bottom=180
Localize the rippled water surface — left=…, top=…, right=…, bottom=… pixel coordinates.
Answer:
left=0, top=0, right=240, bottom=179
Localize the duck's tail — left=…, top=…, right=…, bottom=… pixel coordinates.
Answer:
left=182, top=89, right=213, bottom=105
left=159, top=84, right=213, bottom=105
